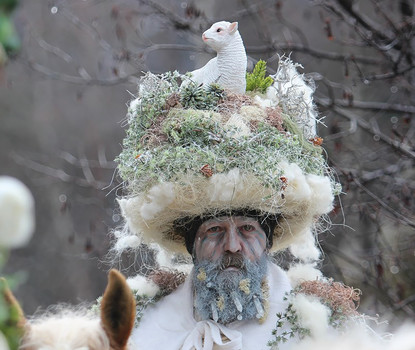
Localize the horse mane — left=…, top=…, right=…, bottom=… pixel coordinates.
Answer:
left=21, top=308, right=110, bottom=350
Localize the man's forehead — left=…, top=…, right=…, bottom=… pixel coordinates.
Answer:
left=202, top=215, right=259, bottom=225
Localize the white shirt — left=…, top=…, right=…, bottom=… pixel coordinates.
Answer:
left=131, top=262, right=293, bottom=350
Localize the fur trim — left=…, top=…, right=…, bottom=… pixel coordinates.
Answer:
left=288, top=229, right=321, bottom=262
left=287, top=263, right=323, bottom=288
left=127, top=274, right=160, bottom=298
left=291, top=294, right=331, bottom=337
left=117, top=165, right=333, bottom=256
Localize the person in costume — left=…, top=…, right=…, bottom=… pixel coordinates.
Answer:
left=112, top=22, right=356, bottom=349
left=129, top=211, right=294, bottom=349
left=112, top=55, right=357, bottom=348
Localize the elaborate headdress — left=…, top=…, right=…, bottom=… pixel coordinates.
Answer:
left=114, top=57, right=340, bottom=264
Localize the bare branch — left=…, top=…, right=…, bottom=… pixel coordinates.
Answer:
left=316, top=96, right=415, bottom=114
left=137, top=0, right=202, bottom=33
left=346, top=173, right=415, bottom=228
left=394, top=294, right=415, bottom=311
left=20, top=57, right=140, bottom=86
left=11, top=152, right=114, bottom=190
left=248, top=43, right=382, bottom=65
left=316, top=101, right=415, bottom=159
left=60, top=151, right=116, bottom=169
left=57, top=5, right=113, bottom=52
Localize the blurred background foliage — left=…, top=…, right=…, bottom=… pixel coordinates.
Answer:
left=0, top=0, right=20, bottom=65
left=0, top=0, right=413, bottom=326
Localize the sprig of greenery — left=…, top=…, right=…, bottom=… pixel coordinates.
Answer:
left=268, top=300, right=310, bottom=349
left=246, top=60, right=274, bottom=93
left=133, top=291, right=168, bottom=325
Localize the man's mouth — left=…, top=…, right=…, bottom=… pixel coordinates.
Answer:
left=220, top=254, right=245, bottom=271
left=223, top=266, right=240, bottom=271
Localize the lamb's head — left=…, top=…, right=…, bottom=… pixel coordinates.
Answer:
left=202, top=21, right=239, bottom=51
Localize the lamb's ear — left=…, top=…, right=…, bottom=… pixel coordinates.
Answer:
left=101, top=269, right=136, bottom=350
left=228, top=22, right=238, bottom=34
left=0, top=277, right=26, bottom=331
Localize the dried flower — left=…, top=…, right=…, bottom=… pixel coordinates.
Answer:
left=196, top=268, right=207, bottom=281
left=239, top=279, right=251, bottom=295
left=200, top=164, right=213, bottom=177
left=216, top=295, right=225, bottom=311
left=309, top=137, right=323, bottom=146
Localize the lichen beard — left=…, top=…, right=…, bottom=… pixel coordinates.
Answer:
left=192, top=252, right=268, bottom=325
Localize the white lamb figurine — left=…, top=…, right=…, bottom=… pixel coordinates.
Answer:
left=189, top=21, right=247, bottom=94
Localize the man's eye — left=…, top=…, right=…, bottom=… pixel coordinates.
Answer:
left=207, top=226, right=221, bottom=233
left=241, top=225, right=255, bottom=232
left=216, top=28, right=222, bottom=32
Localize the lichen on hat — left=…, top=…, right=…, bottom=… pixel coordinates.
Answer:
left=114, top=57, right=340, bottom=262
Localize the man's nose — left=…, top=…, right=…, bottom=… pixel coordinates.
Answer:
left=223, top=225, right=242, bottom=253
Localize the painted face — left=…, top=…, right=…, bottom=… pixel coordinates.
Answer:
left=194, top=216, right=267, bottom=263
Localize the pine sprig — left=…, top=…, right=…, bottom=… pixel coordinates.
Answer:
left=246, top=60, right=274, bottom=93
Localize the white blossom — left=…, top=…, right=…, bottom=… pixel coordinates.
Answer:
left=0, top=176, right=35, bottom=248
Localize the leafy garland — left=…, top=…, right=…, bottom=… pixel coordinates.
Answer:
left=133, top=291, right=164, bottom=325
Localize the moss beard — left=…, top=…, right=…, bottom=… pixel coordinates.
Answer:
left=192, top=253, right=268, bottom=325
